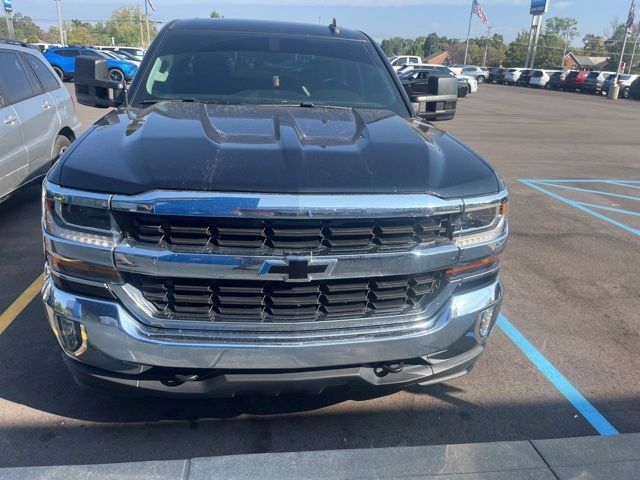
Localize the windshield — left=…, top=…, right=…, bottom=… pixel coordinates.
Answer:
left=133, top=30, right=407, bottom=114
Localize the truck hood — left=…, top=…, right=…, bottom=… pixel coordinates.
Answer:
left=51, top=102, right=499, bottom=198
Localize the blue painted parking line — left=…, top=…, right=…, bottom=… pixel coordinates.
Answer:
left=520, top=179, right=640, bottom=237
left=533, top=182, right=640, bottom=202
left=497, top=314, right=619, bottom=436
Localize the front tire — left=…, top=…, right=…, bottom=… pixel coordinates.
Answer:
left=108, top=68, right=125, bottom=83
left=52, top=135, right=71, bottom=164
left=621, top=87, right=630, bottom=99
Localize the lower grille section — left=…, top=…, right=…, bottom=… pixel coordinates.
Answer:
left=128, top=273, right=441, bottom=323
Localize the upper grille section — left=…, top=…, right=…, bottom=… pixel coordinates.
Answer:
left=115, top=213, right=450, bottom=255
left=128, top=272, right=441, bottom=323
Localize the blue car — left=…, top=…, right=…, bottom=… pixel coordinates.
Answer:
left=43, top=47, right=138, bottom=83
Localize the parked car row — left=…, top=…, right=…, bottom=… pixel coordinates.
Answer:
left=487, top=66, right=640, bottom=99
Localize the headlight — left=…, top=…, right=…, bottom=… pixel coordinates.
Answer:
left=43, top=195, right=119, bottom=248
left=42, top=182, right=122, bottom=282
left=454, top=197, right=508, bottom=247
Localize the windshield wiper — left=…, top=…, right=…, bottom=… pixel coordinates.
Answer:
left=138, top=98, right=242, bottom=106
left=262, top=102, right=352, bottom=110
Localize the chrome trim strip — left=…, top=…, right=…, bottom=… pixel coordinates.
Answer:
left=110, top=190, right=464, bottom=218
left=44, top=179, right=111, bottom=210
left=462, top=191, right=508, bottom=211
left=44, top=231, right=116, bottom=268
left=113, top=240, right=460, bottom=280
left=111, top=280, right=459, bottom=332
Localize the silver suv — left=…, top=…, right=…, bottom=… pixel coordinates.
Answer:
left=0, top=40, right=79, bottom=201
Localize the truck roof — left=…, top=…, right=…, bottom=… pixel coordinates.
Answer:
left=167, top=18, right=367, bottom=41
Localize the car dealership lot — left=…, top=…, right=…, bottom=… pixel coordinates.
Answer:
left=0, top=84, right=638, bottom=467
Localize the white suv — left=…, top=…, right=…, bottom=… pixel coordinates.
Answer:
left=0, top=40, right=79, bottom=201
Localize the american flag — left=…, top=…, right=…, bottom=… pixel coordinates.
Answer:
left=472, top=0, right=489, bottom=25
left=147, top=0, right=156, bottom=12
left=626, top=0, right=635, bottom=30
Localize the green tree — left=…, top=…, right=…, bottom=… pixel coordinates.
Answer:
left=380, top=37, right=412, bottom=56
left=504, top=30, right=529, bottom=67
left=582, top=33, right=606, bottom=53
left=65, top=20, right=97, bottom=45
left=545, top=16, right=579, bottom=40
left=422, top=32, right=441, bottom=58
left=210, top=10, right=223, bottom=18
left=104, top=6, right=157, bottom=47
left=604, top=24, right=628, bottom=71
left=0, top=13, right=44, bottom=42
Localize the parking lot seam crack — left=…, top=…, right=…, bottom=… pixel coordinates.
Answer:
left=528, top=441, right=560, bottom=480
left=182, top=458, right=191, bottom=480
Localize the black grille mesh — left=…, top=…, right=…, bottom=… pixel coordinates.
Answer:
left=129, top=273, right=441, bottom=322
left=116, top=214, right=449, bottom=255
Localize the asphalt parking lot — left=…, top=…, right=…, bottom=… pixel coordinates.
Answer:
left=0, top=84, right=638, bottom=468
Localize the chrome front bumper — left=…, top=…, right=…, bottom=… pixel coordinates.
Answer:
left=43, top=273, right=503, bottom=373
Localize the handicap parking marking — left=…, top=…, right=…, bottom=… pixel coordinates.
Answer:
left=497, top=314, right=619, bottom=436
left=519, top=179, right=640, bottom=238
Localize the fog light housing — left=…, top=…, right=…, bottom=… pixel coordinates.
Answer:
left=57, top=316, right=88, bottom=356
left=477, top=305, right=497, bottom=339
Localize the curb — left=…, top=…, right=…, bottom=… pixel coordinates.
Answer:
left=1, top=433, right=638, bottom=479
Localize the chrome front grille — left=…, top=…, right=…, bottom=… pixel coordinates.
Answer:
left=115, top=213, right=450, bottom=255
left=127, top=272, right=441, bottom=322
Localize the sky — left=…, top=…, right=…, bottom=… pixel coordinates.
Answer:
left=11, top=0, right=637, bottom=45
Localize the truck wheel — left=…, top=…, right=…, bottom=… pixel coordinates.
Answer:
left=621, top=87, right=630, bottom=99
left=53, top=66, right=64, bottom=81
left=109, top=68, right=125, bottom=83
left=52, top=135, right=71, bottom=164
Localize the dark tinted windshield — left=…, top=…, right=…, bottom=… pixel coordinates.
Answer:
left=587, top=72, right=599, bottom=79
left=133, top=30, right=407, bottom=115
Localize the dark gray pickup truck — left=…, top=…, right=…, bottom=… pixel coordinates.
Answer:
left=42, top=19, right=508, bottom=397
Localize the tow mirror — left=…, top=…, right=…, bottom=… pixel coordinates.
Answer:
left=403, top=74, right=458, bottom=122
left=74, top=56, right=125, bottom=108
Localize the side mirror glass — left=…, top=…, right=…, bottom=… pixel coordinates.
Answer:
left=74, top=56, right=125, bottom=108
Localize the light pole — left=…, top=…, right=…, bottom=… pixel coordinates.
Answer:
left=562, top=31, right=570, bottom=69
left=55, top=0, right=65, bottom=45
left=628, top=30, right=639, bottom=73
left=482, top=25, right=492, bottom=67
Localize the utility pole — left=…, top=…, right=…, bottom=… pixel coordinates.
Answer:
left=138, top=6, right=144, bottom=48
left=482, top=25, right=492, bottom=67
left=144, top=0, right=151, bottom=48
left=55, top=0, right=65, bottom=45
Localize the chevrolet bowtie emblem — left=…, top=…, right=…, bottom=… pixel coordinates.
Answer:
left=260, top=258, right=337, bottom=281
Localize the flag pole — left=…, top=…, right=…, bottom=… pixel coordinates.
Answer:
left=616, top=29, right=629, bottom=82
left=144, top=0, right=151, bottom=48
left=464, top=1, right=474, bottom=64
